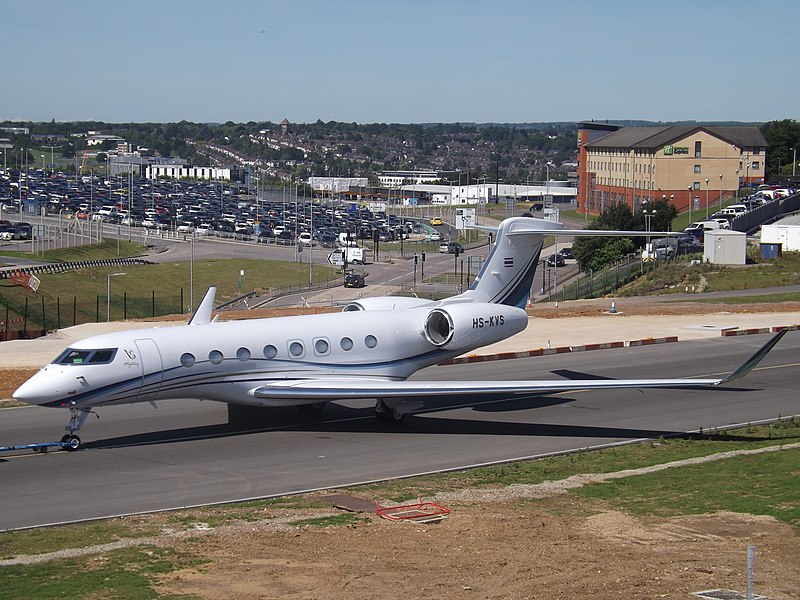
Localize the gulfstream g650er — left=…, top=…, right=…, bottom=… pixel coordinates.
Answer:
left=13, top=217, right=789, bottom=448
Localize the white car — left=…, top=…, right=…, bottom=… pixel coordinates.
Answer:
left=710, top=218, right=731, bottom=229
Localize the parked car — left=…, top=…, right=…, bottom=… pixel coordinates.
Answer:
left=11, top=222, right=32, bottom=240
left=439, top=241, right=464, bottom=254
left=344, top=273, right=366, bottom=288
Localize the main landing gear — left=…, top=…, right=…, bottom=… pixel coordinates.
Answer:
left=60, top=407, right=96, bottom=451
left=374, top=399, right=424, bottom=424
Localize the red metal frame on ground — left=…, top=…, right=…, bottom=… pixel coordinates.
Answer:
left=375, top=497, right=451, bottom=523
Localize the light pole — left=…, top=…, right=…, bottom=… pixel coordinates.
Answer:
left=107, top=272, right=126, bottom=322
left=643, top=203, right=656, bottom=261
left=793, top=147, right=797, bottom=177
left=705, top=179, right=709, bottom=217
left=735, top=168, right=740, bottom=201
left=687, top=185, right=693, bottom=223
left=718, top=174, right=723, bottom=213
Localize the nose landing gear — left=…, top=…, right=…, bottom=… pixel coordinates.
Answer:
left=61, top=407, right=97, bottom=451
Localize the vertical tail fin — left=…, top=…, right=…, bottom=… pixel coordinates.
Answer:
left=461, top=217, right=563, bottom=307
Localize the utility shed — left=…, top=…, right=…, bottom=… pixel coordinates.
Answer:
left=704, top=229, right=746, bottom=265
left=761, top=224, right=800, bottom=251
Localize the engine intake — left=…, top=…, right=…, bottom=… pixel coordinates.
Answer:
left=423, top=309, right=454, bottom=346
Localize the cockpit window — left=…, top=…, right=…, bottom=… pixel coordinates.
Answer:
left=89, top=349, right=116, bottom=364
left=55, top=348, right=117, bottom=365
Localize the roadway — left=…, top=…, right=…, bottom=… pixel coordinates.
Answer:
left=1, top=332, right=798, bottom=530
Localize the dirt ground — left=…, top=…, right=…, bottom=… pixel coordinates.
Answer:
left=152, top=493, right=800, bottom=599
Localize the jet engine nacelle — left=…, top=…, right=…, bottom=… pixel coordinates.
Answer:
left=343, top=297, right=435, bottom=312
left=422, top=302, right=528, bottom=351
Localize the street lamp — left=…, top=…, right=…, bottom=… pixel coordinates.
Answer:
left=735, top=168, right=740, bottom=201
left=719, top=174, right=723, bottom=213
left=643, top=201, right=656, bottom=232
left=793, top=147, right=797, bottom=177
left=107, top=272, right=126, bottom=322
left=687, top=184, right=693, bottom=223
left=705, top=179, right=710, bottom=217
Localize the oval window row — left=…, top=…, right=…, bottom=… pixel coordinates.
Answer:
left=180, top=335, right=379, bottom=368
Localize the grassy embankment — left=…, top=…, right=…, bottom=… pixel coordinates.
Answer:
left=619, top=251, right=800, bottom=298
left=1, top=419, right=798, bottom=598
left=0, top=240, right=339, bottom=323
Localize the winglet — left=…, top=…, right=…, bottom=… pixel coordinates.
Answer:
left=188, top=286, right=217, bottom=325
left=716, top=328, right=789, bottom=385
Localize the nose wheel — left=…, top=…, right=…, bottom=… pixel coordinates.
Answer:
left=61, top=407, right=96, bottom=451
left=60, top=434, right=82, bottom=451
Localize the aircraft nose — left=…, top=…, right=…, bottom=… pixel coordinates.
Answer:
left=13, top=374, right=53, bottom=406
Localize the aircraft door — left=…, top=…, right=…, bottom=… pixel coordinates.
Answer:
left=134, top=338, right=163, bottom=398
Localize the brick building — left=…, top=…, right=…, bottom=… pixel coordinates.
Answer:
left=576, top=122, right=768, bottom=216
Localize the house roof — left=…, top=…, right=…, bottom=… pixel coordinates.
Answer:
left=585, top=125, right=767, bottom=151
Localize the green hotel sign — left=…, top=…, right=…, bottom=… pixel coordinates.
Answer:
left=663, top=145, right=689, bottom=155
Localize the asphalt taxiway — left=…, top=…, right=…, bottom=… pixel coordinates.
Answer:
left=1, top=324, right=799, bottom=530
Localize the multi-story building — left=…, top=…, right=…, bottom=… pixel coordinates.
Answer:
left=378, top=170, right=458, bottom=187
left=576, top=122, right=768, bottom=216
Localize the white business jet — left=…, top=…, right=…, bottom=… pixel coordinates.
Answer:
left=13, top=217, right=789, bottom=449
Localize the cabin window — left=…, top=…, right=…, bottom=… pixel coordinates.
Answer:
left=208, top=350, right=224, bottom=365
left=340, top=337, right=354, bottom=351
left=364, top=335, right=378, bottom=349
left=236, top=347, right=251, bottom=362
left=263, top=345, right=278, bottom=359
left=289, top=341, right=304, bottom=357
left=180, top=353, right=196, bottom=367
left=314, top=338, right=330, bottom=356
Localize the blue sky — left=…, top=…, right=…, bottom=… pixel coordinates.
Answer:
left=3, top=0, right=798, bottom=124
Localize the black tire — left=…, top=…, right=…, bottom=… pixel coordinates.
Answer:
left=64, top=435, right=81, bottom=451
left=375, top=400, right=405, bottom=424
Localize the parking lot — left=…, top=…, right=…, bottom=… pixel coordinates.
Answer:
left=0, top=169, right=446, bottom=252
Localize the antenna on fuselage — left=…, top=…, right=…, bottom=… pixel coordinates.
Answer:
left=188, top=286, right=217, bottom=325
